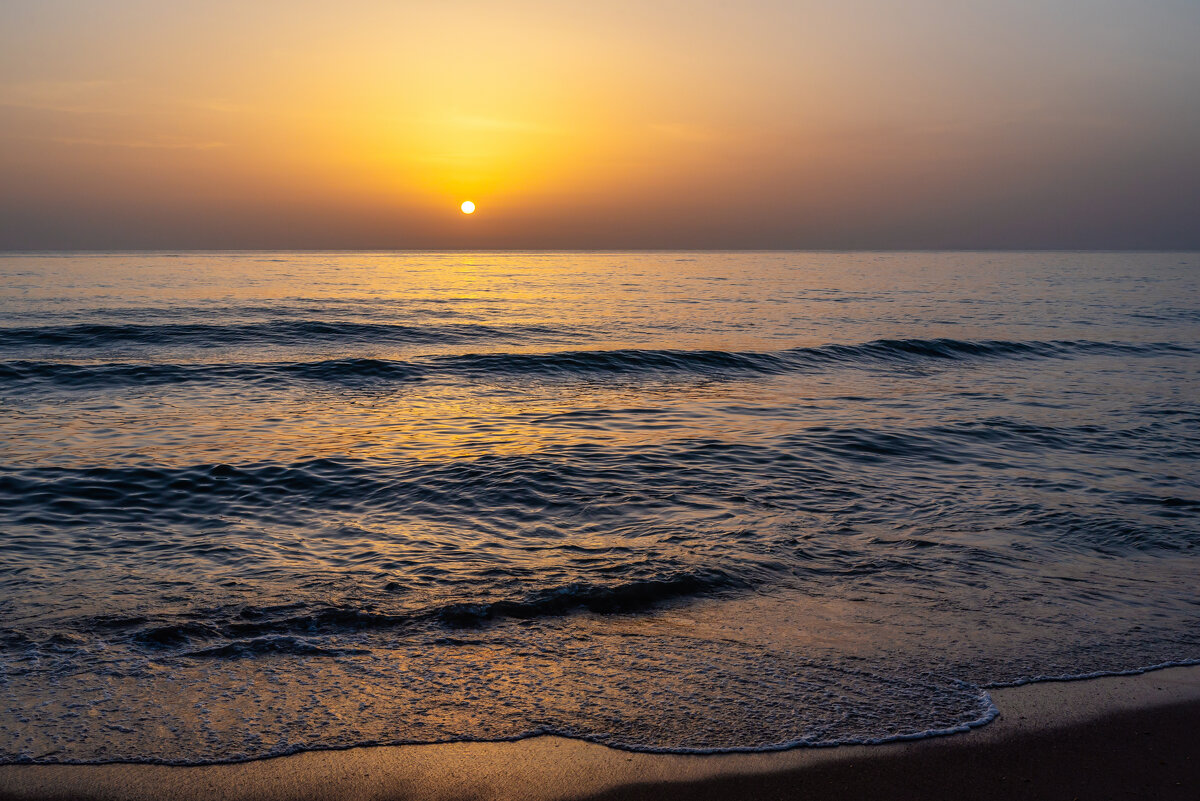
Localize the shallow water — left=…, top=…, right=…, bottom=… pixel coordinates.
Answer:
left=1, top=251, right=1198, bottom=762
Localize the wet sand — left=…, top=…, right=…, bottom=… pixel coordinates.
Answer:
left=2, top=664, right=1198, bottom=801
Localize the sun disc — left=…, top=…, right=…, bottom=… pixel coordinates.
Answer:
left=460, top=201, right=476, bottom=214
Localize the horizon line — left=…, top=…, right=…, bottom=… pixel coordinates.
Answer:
left=3, top=247, right=1199, bottom=256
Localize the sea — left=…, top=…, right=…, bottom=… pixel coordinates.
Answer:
left=1, top=251, right=1198, bottom=763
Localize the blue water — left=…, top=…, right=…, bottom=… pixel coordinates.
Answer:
left=1, top=251, right=1198, bottom=763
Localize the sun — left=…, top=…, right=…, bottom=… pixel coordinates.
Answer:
left=460, top=200, right=476, bottom=214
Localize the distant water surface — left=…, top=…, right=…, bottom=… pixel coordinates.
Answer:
left=1, top=251, right=1198, bottom=762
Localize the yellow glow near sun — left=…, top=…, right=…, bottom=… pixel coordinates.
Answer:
left=460, top=201, right=476, bottom=214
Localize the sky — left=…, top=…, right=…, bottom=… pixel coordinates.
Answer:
left=1, top=0, right=1198, bottom=250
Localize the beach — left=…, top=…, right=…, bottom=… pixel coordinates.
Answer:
left=3, top=663, right=1198, bottom=800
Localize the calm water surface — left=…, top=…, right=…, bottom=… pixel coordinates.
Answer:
left=1, top=251, right=1198, bottom=762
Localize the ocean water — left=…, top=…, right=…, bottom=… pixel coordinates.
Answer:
left=1, top=251, right=1198, bottom=763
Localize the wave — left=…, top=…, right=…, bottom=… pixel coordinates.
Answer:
left=432, top=569, right=745, bottom=625
left=0, top=320, right=571, bottom=349
left=0, top=357, right=425, bottom=388
left=1, top=338, right=1191, bottom=390
left=4, top=417, right=1195, bottom=574
left=105, top=570, right=743, bottom=655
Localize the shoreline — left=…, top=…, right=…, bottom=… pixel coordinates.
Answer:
left=3, top=664, right=1199, bottom=800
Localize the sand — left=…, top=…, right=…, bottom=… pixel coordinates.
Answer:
left=2, top=664, right=1199, bottom=801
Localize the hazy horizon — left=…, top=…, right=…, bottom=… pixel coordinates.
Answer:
left=2, top=1, right=1198, bottom=250
left=4, top=247, right=1200, bottom=255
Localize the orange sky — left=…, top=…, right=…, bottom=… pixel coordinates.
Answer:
left=2, top=0, right=1198, bottom=249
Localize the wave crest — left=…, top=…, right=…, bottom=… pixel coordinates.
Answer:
left=1, top=338, right=1189, bottom=389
